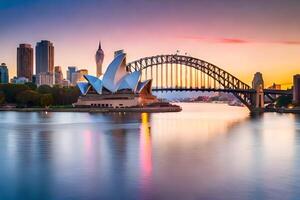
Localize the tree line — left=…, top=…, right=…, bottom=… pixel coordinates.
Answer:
left=0, top=83, right=80, bottom=107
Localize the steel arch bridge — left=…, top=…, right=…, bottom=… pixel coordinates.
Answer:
left=126, top=54, right=291, bottom=110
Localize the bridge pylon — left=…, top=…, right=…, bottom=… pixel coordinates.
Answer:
left=251, top=72, right=264, bottom=112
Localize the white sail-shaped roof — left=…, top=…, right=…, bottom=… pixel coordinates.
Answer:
left=84, top=75, right=103, bottom=94
left=77, top=82, right=90, bottom=95
left=102, top=53, right=128, bottom=92
left=137, top=79, right=152, bottom=95
left=84, top=75, right=99, bottom=83
left=77, top=51, right=154, bottom=96
left=117, top=71, right=141, bottom=92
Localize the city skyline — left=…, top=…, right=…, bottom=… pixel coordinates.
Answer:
left=1, top=0, right=300, bottom=87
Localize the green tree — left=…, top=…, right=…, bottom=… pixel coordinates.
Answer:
left=0, top=91, right=5, bottom=105
left=0, top=84, right=30, bottom=103
left=276, top=95, right=292, bottom=108
left=24, top=82, right=37, bottom=90
left=40, top=94, right=54, bottom=107
left=16, top=90, right=40, bottom=107
left=38, top=85, right=52, bottom=94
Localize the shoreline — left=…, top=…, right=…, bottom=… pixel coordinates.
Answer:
left=264, top=107, right=300, bottom=114
left=0, top=106, right=182, bottom=113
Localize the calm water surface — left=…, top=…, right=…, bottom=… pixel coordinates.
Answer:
left=0, top=103, right=300, bottom=200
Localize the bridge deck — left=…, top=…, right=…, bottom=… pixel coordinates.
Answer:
left=152, top=88, right=291, bottom=95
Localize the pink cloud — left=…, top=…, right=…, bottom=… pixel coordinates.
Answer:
left=275, top=40, right=300, bottom=45
left=179, top=35, right=300, bottom=45
left=217, top=38, right=249, bottom=44
left=179, top=35, right=251, bottom=44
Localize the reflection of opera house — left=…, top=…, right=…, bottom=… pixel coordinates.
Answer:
left=74, top=52, right=158, bottom=108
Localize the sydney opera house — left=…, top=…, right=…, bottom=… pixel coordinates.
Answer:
left=74, top=51, right=158, bottom=108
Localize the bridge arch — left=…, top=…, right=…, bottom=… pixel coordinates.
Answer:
left=126, top=54, right=253, bottom=109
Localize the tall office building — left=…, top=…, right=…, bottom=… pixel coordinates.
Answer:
left=54, top=66, right=63, bottom=85
left=95, top=41, right=104, bottom=77
left=36, top=40, right=54, bottom=74
left=0, top=63, right=9, bottom=83
left=67, top=66, right=77, bottom=83
left=17, top=44, right=33, bottom=81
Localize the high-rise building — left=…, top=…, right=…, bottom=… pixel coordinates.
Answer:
left=54, top=66, right=63, bottom=85
left=95, top=41, right=104, bottom=77
left=67, top=66, right=77, bottom=83
left=36, top=40, right=54, bottom=74
left=36, top=72, right=54, bottom=86
left=17, top=44, right=33, bottom=81
left=0, top=63, right=9, bottom=83
left=71, top=69, right=88, bottom=86
left=293, top=74, right=300, bottom=104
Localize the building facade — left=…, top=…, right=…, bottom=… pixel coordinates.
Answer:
left=36, top=72, right=54, bottom=86
left=11, top=77, right=29, bottom=84
left=293, top=75, right=300, bottom=105
left=0, top=63, right=9, bottom=83
left=67, top=66, right=77, bottom=84
left=71, top=69, right=88, bottom=86
left=17, top=44, right=33, bottom=81
left=268, top=83, right=281, bottom=90
left=62, top=79, right=70, bottom=87
left=95, top=41, right=104, bottom=77
left=36, top=40, right=54, bottom=74
left=54, top=66, right=63, bottom=85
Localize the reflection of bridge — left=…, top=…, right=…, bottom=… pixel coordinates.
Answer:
left=126, top=54, right=291, bottom=111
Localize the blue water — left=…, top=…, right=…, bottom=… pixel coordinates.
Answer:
left=0, top=103, right=300, bottom=200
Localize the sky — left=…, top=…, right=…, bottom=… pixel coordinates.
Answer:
left=0, top=0, right=300, bottom=87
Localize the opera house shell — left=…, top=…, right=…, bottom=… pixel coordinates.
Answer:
left=74, top=52, right=158, bottom=108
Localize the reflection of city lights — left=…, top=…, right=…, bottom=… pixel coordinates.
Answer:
left=83, top=130, right=93, bottom=157
left=140, top=113, right=152, bottom=183
left=288, top=105, right=294, bottom=109
left=142, top=113, right=148, bottom=125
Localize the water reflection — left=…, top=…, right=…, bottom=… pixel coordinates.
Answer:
left=139, top=113, right=152, bottom=198
left=1, top=103, right=300, bottom=199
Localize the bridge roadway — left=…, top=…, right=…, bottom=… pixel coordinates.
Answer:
left=152, top=88, right=292, bottom=95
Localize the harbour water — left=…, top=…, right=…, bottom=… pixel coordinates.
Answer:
left=0, top=103, right=300, bottom=200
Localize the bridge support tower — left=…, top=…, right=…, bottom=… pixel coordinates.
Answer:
left=251, top=72, right=264, bottom=112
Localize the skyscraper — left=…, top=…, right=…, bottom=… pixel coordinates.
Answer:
left=17, top=44, right=33, bottom=81
left=67, top=66, right=77, bottom=84
left=95, top=41, right=104, bottom=77
left=54, top=66, right=63, bottom=85
left=0, top=63, right=9, bottom=83
left=36, top=40, right=54, bottom=74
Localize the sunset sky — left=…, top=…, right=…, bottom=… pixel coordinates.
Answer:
left=1, top=0, right=300, bottom=87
